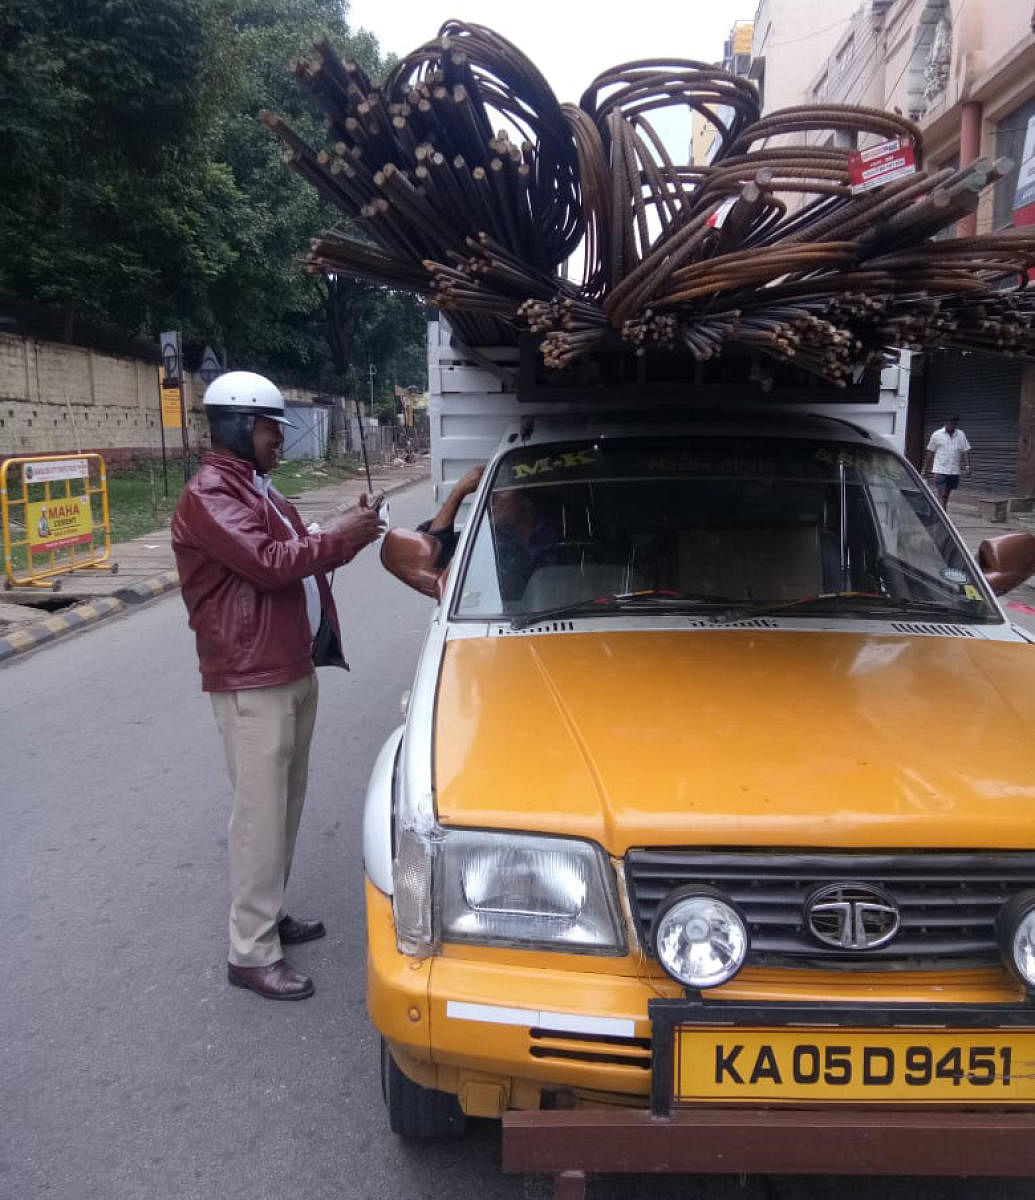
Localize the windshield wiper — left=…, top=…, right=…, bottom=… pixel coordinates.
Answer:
left=710, top=591, right=991, bottom=626
left=509, top=589, right=731, bottom=630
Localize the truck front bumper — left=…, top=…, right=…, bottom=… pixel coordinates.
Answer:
left=503, top=1106, right=1035, bottom=1181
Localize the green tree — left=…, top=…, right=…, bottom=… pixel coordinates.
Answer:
left=207, top=0, right=363, bottom=379
left=210, top=1, right=428, bottom=394
left=0, top=0, right=240, bottom=334
left=322, top=276, right=427, bottom=398
left=0, top=0, right=428, bottom=398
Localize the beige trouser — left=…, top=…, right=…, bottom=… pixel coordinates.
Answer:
left=210, top=674, right=319, bottom=967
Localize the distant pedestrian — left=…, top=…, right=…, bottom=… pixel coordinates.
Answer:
left=923, top=415, right=971, bottom=510
left=172, top=371, right=384, bottom=1001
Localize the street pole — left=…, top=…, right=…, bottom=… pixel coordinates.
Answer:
left=158, top=396, right=169, bottom=499
left=178, top=376, right=190, bottom=485
left=161, top=330, right=190, bottom=485
left=353, top=395, right=373, bottom=493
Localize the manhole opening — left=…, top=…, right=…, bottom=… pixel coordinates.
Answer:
left=7, top=595, right=81, bottom=614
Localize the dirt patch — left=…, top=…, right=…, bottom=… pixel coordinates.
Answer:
left=0, top=600, right=42, bottom=627
left=0, top=597, right=78, bottom=636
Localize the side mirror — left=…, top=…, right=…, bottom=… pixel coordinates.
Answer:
left=380, top=528, right=447, bottom=600
left=977, top=532, right=1035, bottom=597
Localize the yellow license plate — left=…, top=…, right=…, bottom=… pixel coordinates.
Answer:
left=673, top=1027, right=1035, bottom=1104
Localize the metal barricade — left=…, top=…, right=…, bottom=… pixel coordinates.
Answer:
left=1, top=454, right=114, bottom=589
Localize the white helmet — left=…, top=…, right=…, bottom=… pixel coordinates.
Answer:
left=202, top=370, right=294, bottom=426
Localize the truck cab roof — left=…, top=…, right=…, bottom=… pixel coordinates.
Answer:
left=498, top=408, right=884, bottom=454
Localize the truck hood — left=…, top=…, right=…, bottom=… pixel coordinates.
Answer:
left=434, top=630, right=1035, bottom=854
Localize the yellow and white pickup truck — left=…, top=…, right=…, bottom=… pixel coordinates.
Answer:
left=363, top=405, right=1035, bottom=1175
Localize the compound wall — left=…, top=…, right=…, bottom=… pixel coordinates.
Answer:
left=0, top=334, right=329, bottom=468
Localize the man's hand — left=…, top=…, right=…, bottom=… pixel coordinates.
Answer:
left=329, top=498, right=385, bottom=551
left=455, top=465, right=485, bottom=498
left=426, top=463, right=486, bottom=534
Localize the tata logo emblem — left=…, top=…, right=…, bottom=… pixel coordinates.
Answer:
left=805, top=883, right=900, bottom=950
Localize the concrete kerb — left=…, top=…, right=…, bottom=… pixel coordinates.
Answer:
left=0, top=596, right=127, bottom=663
left=115, top=569, right=180, bottom=606
left=0, top=471, right=429, bottom=665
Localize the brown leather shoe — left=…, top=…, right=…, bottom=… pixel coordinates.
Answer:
left=227, top=959, right=314, bottom=1000
left=277, top=915, right=326, bottom=945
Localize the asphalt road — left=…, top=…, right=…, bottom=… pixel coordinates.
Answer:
left=1, top=481, right=1031, bottom=1200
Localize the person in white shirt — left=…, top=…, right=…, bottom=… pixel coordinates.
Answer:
left=923, top=416, right=971, bottom=510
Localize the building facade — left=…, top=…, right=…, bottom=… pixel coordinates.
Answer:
left=750, top=0, right=1035, bottom=496
left=692, top=21, right=756, bottom=165
left=750, top=0, right=870, bottom=114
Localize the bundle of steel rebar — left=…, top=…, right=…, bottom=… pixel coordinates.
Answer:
left=264, top=22, right=1035, bottom=383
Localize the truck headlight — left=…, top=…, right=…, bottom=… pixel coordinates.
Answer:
left=997, top=892, right=1035, bottom=988
left=438, top=831, right=624, bottom=953
left=652, top=887, right=748, bottom=988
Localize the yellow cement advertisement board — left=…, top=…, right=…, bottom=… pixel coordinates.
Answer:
left=27, top=495, right=92, bottom=554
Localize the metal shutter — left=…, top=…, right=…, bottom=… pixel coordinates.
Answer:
left=923, top=352, right=1020, bottom=495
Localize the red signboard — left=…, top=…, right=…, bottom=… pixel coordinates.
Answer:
left=848, top=137, right=917, bottom=195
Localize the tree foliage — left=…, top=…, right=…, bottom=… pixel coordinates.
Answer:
left=0, top=0, right=427, bottom=402
left=0, top=0, right=238, bottom=331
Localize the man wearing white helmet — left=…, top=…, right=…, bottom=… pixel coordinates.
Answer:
left=172, top=370, right=384, bottom=1000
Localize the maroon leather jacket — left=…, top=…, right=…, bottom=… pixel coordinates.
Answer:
left=172, top=450, right=357, bottom=692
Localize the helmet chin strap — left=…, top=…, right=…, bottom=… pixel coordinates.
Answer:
left=207, top=410, right=259, bottom=468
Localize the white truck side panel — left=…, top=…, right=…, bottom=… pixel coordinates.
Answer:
left=777, top=353, right=911, bottom=450
left=430, top=318, right=525, bottom=511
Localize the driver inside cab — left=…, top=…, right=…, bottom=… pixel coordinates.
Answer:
left=414, top=466, right=560, bottom=601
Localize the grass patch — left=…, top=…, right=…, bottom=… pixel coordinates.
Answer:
left=270, top=455, right=361, bottom=497
left=102, top=457, right=362, bottom=542
left=107, top=466, right=183, bottom=544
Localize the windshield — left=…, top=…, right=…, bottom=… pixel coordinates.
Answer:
left=454, top=436, right=999, bottom=625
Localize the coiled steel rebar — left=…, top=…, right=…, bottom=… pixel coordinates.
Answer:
left=264, top=22, right=1035, bottom=385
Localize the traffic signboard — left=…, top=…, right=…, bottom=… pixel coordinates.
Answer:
left=199, top=345, right=223, bottom=385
